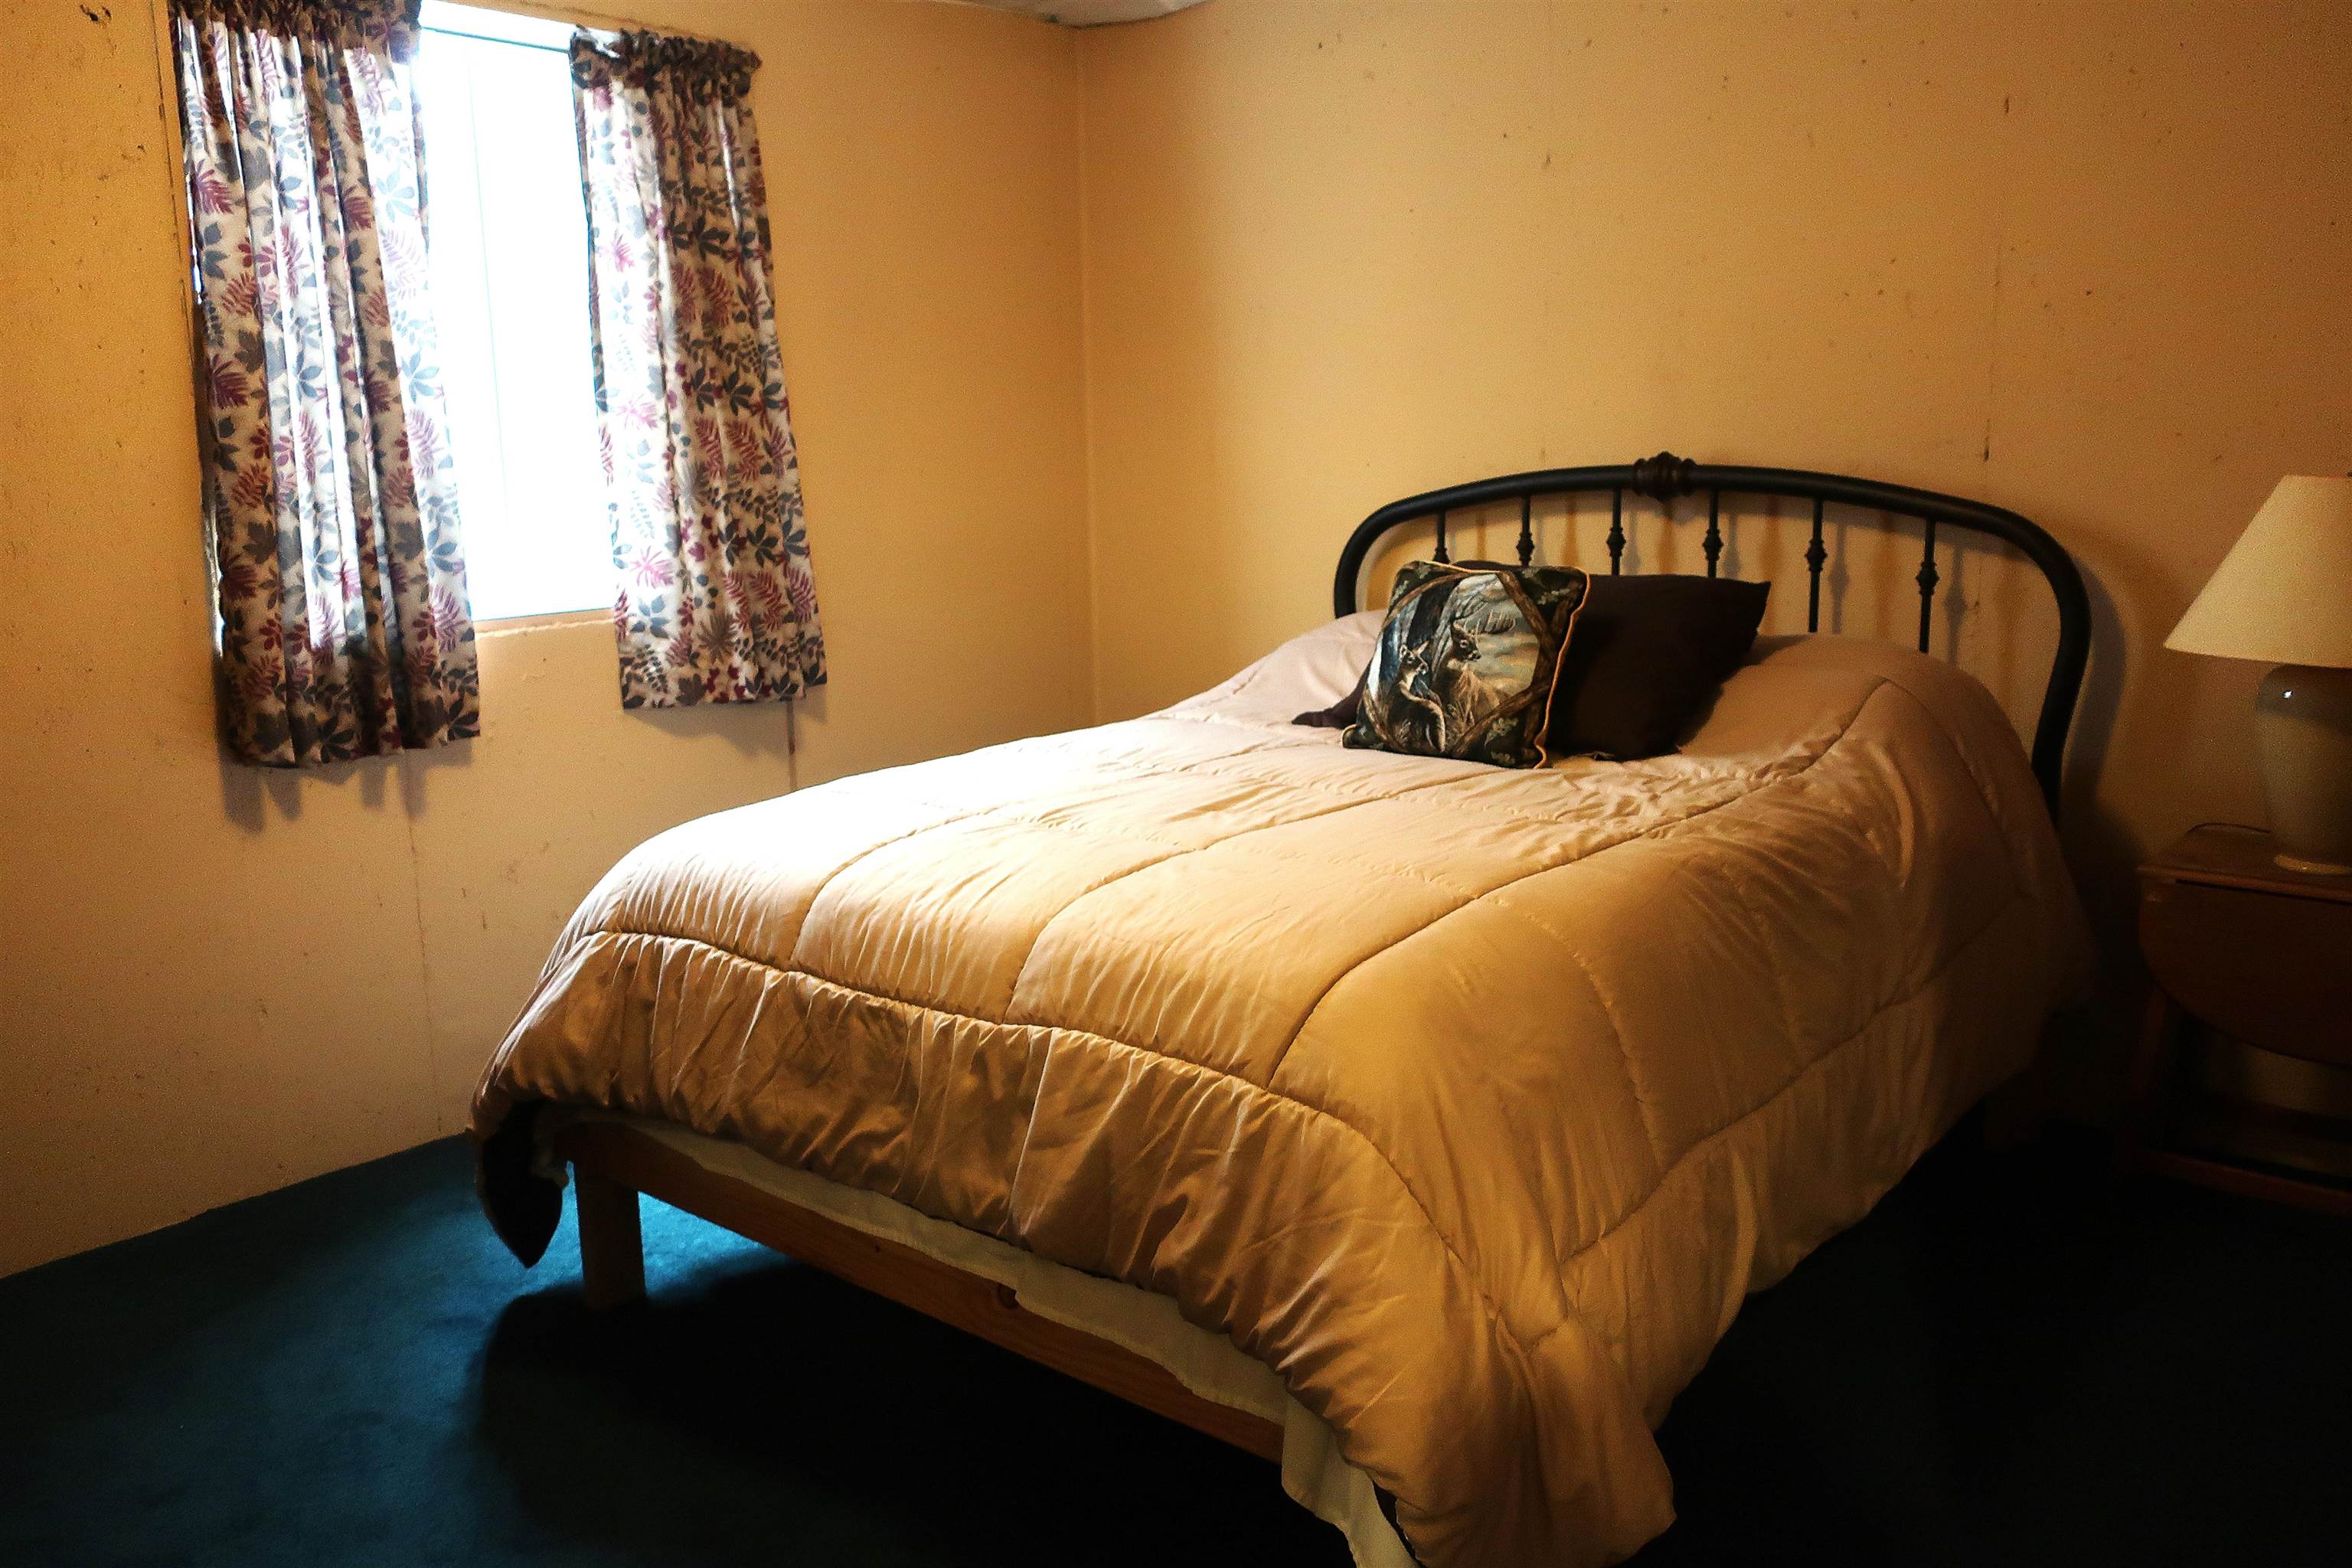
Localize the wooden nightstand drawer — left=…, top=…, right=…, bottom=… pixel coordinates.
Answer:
left=2138, top=879, right=2352, bottom=1069
left=2123, top=824, right=2352, bottom=1216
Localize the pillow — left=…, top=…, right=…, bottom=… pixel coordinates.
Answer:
left=1544, top=573, right=1771, bottom=760
left=1292, top=665, right=1364, bottom=729
left=1340, top=560, right=1589, bottom=767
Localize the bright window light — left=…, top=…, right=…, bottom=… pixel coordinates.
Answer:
left=416, top=2, right=610, bottom=622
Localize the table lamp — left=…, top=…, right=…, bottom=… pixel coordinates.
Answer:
left=2164, top=475, right=2352, bottom=874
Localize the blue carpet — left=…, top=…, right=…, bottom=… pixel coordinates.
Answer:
left=2, top=1132, right=2344, bottom=1566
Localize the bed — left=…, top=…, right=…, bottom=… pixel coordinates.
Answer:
left=473, top=453, right=2095, bottom=1567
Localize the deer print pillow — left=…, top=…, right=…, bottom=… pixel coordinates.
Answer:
left=1342, top=560, right=1589, bottom=768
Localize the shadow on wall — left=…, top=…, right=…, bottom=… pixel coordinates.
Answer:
left=216, top=734, right=479, bottom=833
left=211, top=676, right=805, bottom=833
left=633, top=688, right=804, bottom=778
left=2042, top=525, right=2165, bottom=1112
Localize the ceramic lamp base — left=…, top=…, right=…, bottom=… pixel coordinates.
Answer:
left=2256, top=663, right=2352, bottom=876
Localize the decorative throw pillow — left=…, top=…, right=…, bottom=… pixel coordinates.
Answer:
left=1545, top=573, right=1771, bottom=760
left=1341, top=560, right=1589, bottom=767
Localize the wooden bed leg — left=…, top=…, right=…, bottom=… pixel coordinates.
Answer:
left=574, top=1165, right=645, bottom=1310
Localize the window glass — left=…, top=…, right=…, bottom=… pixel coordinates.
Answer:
left=416, top=3, right=610, bottom=622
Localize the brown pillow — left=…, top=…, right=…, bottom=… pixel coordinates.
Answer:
left=1293, top=667, right=1365, bottom=729
left=1545, top=573, right=1770, bottom=760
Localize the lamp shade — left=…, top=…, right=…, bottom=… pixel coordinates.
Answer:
left=2165, top=475, right=2352, bottom=668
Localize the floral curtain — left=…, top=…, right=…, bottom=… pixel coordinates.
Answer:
left=570, top=31, right=825, bottom=709
left=173, top=0, right=477, bottom=767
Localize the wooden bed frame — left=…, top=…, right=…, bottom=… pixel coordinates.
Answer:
left=555, top=1119, right=1286, bottom=1462
left=554, top=452, right=2092, bottom=1481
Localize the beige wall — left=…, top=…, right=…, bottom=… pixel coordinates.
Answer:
left=0, top=0, right=1088, bottom=1275
left=5, top=0, right=2347, bottom=1275
left=1076, top=0, right=2351, bottom=1102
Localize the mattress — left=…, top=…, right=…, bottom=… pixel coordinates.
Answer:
left=475, top=614, right=2092, bottom=1567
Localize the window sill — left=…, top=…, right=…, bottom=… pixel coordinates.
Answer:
left=476, top=608, right=609, bottom=637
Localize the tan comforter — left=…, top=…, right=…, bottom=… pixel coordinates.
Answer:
left=474, top=622, right=2089, bottom=1567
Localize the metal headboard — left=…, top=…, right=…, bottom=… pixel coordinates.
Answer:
left=1333, top=451, right=2090, bottom=812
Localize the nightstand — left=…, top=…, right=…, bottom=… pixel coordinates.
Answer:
left=2123, top=824, right=2352, bottom=1215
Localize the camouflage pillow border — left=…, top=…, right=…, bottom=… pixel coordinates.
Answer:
left=1342, top=560, right=1589, bottom=769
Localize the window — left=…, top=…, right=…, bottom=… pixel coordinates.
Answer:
left=416, top=2, right=609, bottom=622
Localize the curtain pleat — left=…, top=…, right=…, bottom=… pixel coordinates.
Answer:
left=570, top=29, right=825, bottom=709
left=174, top=0, right=478, bottom=766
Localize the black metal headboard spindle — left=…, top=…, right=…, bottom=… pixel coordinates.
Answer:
left=1333, top=450, right=2090, bottom=814
left=1805, top=499, right=1827, bottom=632
left=1916, top=518, right=1939, bottom=654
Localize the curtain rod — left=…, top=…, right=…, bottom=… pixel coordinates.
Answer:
left=423, top=24, right=570, bottom=53
left=429, top=0, right=737, bottom=48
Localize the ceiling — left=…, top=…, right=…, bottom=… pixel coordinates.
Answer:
left=962, top=0, right=1207, bottom=27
